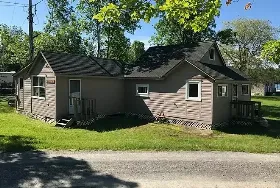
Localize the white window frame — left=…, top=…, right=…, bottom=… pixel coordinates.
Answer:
left=209, top=48, right=215, bottom=60
left=185, top=80, right=202, bottom=101
left=241, top=84, right=250, bottom=95
left=136, top=84, right=149, bottom=97
left=217, top=84, right=228, bottom=97
left=31, top=75, right=46, bottom=99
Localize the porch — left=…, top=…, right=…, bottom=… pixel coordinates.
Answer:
left=230, top=100, right=262, bottom=122
left=70, top=97, right=97, bottom=121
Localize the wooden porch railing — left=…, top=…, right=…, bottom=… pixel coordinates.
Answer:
left=230, top=100, right=262, bottom=121
left=70, top=97, right=97, bottom=121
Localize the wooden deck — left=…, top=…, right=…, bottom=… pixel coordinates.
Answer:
left=230, top=100, right=262, bottom=121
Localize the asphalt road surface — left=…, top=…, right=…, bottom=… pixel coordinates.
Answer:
left=1, top=151, right=280, bottom=188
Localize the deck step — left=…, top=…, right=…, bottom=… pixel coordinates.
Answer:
left=56, top=122, right=67, bottom=126
left=56, top=118, right=75, bottom=128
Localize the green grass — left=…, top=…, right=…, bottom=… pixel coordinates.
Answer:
left=0, top=96, right=280, bottom=153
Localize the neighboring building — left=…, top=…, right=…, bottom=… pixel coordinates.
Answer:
left=14, top=42, right=252, bottom=129
left=0, top=71, right=15, bottom=87
left=265, top=83, right=280, bottom=96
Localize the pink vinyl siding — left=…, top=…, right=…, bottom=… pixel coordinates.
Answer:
left=25, top=59, right=56, bottom=120
left=212, top=82, right=251, bottom=124
left=56, top=76, right=124, bottom=119
left=125, top=62, right=213, bottom=124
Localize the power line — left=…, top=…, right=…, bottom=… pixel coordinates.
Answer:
left=0, top=0, right=28, bottom=6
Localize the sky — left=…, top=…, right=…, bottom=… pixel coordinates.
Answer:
left=0, top=0, right=279, bottom=49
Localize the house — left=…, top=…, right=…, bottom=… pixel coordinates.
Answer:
left=14, top=42, right=253, bottom=129
left=0, top=71, right=15, bottom=87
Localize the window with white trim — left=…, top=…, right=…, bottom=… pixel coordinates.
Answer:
left=136, top=84, right=149, bottom=97
left=217, top=84, right=228, bottom=97
left=32, top=76, right=46, bottom=98
left=186, top=80, right=201, bottom=101
left=209, top=48, right=215, bottom=60
left=241, top=84, right=249, bottom=95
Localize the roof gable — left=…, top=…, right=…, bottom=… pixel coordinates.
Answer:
left=125, top=41, right=214, bottom=78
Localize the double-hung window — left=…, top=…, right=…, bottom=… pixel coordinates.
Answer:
left=217, top=84, right=228, bottom=97
left=241, top=84, right=249, bottom=95
left=32, top=76, right=46, bottom=98
left=186, top=80, right=201, bottom=101
left=136, top=84, right=149, bottom=97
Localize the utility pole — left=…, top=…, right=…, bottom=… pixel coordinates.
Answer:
left=28, top=0, right=34, bottom=63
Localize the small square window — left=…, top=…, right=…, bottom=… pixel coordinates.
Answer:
left=136, top=84, right=149, bottom=97
left=186, top=80, right=201, bottom=101
left=242, top=84, right=249, bottom=95
left=217, top=84, right=228, bottom=97
left=209, top=48, right=215, bottom=60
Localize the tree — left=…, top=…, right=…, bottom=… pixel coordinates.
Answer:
left=261, top=40, right=280, bottom=65
left=91, top=0, right=221, bottom=32
left=45, top=0, right=85, bottom=54
left=150, top=17, right=216, bottom=45
left=0, top=24, right=29, bottom=71
left=129, top=41, right=145, bottom=62
left=217, top=18, right=279, bottom=73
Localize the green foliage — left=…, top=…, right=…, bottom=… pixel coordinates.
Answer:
left=129, top=40, right=145, bottom=62
left=45, top=0, right=85, bottom=54
left=0, top=24, right=29, bottom=71
left=150, top=17, right=216, bottom=45
left=261, top=40, right=280, bottom=64
left=217, top=18, right=279, bottom=74
left=92, top=0, right=221, bottom=33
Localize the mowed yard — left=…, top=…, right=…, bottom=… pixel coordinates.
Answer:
left=0, top=96, right=279, bottom=153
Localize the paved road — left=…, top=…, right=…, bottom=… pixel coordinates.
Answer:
left=1, top=151, right=280, bottom=188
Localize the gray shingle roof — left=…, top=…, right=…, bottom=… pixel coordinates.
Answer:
left=190, top=61, right=249, bottom=81
left=41, top=52, right=123, bottom=77
left=125, top=41, right=213, bottom=78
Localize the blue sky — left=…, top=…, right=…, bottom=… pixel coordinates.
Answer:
left=0, top=0, right=279, bottom=48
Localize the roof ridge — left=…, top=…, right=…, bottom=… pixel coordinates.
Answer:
left=148, top=41, right=215, bottom=50
left=88, top=56, right=113, bottom=77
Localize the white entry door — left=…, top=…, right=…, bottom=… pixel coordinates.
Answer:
left=69, top=79, right=81, bottom=114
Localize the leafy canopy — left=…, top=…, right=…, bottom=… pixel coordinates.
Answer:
left=261, top=40, right=280, bottom=64
left=90, top=0, right=222, bottom=32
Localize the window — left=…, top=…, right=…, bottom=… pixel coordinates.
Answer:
left=275, top=83, right=280, bottom=92
left=209, top=48, right=215, bottom=60
left=186, top=80, right=201, bottom=101
left=242, top=84, right=249, bottom=95
left=19, top=78, right=23, bottom=89
left=32, top=76, right=46, bottom=98
left=217, top=84, right=228, bottom=97
left=136, top=84, right=149, bottom=97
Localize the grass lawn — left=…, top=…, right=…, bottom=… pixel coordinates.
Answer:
left=0, top=96, right=279, bottom=153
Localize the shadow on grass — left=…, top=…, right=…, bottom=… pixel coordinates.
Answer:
left=217, top=119, right=280, bottom=138
left=0, top=135, right=139, bottom=188
left=253, top=96, right=280, bottom=101
left=80, top=115, right=150, bottom=132
left=217, top=100, right=280, bottom=138
left=261, top=105, right=280, bottom=119
left=0, top=135, right=36, bottom=152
